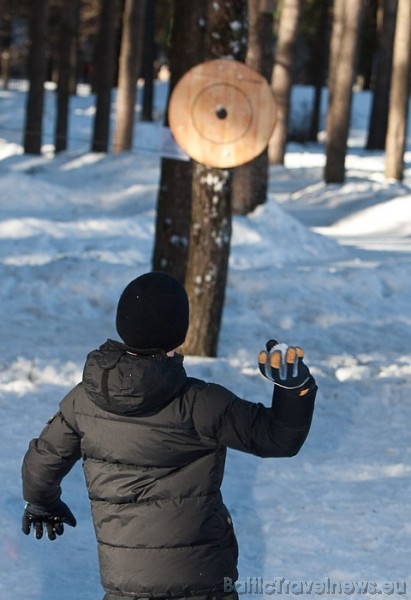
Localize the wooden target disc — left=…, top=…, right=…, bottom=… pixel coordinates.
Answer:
left=168, top=59, right=276, bottom=168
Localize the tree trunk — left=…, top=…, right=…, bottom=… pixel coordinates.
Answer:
left=357, top=0, right=378, bottom=90
left=366, top=0, right=398, bottom=150
left=141, top=0, right=156, bottom=122
left=23, top=0, right=49, bottom=155
left=385, top=0, right=411, bottom=181
left=54, top=0, right=79, bottom=153
left=152, top=0, right=207, bottom=282
left=181, top=0, right=247, bottom=357
left=308, top=0, right=332, bottom=142
left=0, top=1, right=12, bottom=90
left=324, top=0, right=364, bottom=184
left=231, top=0, right=276, bottom=215
left=268, top=0, right=301, bottom=165
left=113, top=0, right=146, bottom=153
left=91, top=0, right=118, bottom=153
left=183, top=164, right=232, bottom=356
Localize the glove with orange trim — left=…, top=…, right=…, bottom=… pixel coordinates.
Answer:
left=258, top=339, right=314, bottom=396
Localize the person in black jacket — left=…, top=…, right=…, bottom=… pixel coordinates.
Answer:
left=21, top=271, right=317, bottom=600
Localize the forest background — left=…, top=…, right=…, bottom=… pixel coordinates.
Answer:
left=0, top=0, right=410, bottom=355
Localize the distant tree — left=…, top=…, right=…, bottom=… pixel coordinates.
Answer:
left=152, top=0, right=206, bottom=282
left=0, top=0, right=13, bottom=89
left=366, top=0, right=398, bottom=150
left=385, top=0, right=411, bottom=181
left=182, top=0, right=248, bottom=357
left=357, top=0, right=378, bottom=90
left=141, top=0, right=157, bottom=122
left=306, top=0, right=332, bottom=142
left=268, top=0, right=302, bottom=165
left=91, top=0, right=118, bottom=152
left=113, top=0, right=146, bottom=153
left=78, top=0, right=100, bottom=83
left=54, top=0, right=80, bottom=152
left=153, top=0, right=173, bottom=65
left=23, top=0, right=49, bottom=154
left=324, top=0, right=364, bottom=183
left=231, top=0, right=277, bottom=215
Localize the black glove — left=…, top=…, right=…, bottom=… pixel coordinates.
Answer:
left=258, top=339, right=314, bottom=396
left=22, top=500, right=77, bottom=541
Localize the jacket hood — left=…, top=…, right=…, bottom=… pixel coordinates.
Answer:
left=82, top=339, right=187, bottom=416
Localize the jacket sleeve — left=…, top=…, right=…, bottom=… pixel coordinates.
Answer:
left=21, top=392, right=82, bottom=508
left=192, top=381, right=316, bottom=458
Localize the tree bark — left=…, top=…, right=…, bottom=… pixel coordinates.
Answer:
left=152, top=0, right=207, bottom=282
left=54, top=0, right=80, bottom=153
left=183, top=165, right=232, bottom=356
left=113, top=0, right=146, bottom=153
left=0, top=0, right=12, bottom=89
left=308, top=0, right=332, bottom=142
left=231, top=0, right=276, bottom=215
left=181, top=0, right=247, bottom=357
left=141, top=0, right=156, bottom=122
left=23, top=0, right=49, bottom=155
left=385, top=0, right=411, bottom=181
left=366, top=0, right=398, bottom=150
left=268, top=0, right=302, bottom=165
left=324, top=0, right=364, bottom=183
left=91, top=0, right=118, bottom=153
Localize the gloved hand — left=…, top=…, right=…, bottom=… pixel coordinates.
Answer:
left=258, top=339, right=314, bottom=396
left=22, top=500, right=77, bottom=541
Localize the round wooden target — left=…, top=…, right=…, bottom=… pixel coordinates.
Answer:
left=168, top=59, right=277, bottom=168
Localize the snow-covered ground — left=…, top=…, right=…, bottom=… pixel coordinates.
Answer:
left=0, top=80, right=410, bottom=599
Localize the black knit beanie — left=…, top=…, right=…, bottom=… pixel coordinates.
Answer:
left=115, top=272, right=189, bottom=352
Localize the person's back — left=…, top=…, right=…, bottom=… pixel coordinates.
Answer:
left=21, top=272, right=317, bottom=600
left=63, top=340, right=238, bottom=597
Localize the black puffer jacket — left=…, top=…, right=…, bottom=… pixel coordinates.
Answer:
left=22, top=340, right=316, bottom=598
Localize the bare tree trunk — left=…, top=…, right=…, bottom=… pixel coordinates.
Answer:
left=23, top=0, right=49, bottom=155
left=113, top=0, right=146, bottom=153
left=231, top=0, right=276, bottom=215
left=91, top=0, right=118, bottom=153
left=54, top=0, right=80, bottom=153
left=152, top=0, right=206, bottom=282
left=385, top=0, right=411, bottom=181
left=268, top=0, right=301, bottom=165
left=366, top=0, right=398, bottom=150
left=357, top=0, right=378, bottom=90
left=182, top=0, right=247, bottom=357
left=308, top=0, right=332, bottom=142
left=141, top=0, right=156, bottom=122
left=183, top=165, right=232, bottom=356
left=0, top=0, right=12, bottom=90
left=324, top=0, right=364, bottom=183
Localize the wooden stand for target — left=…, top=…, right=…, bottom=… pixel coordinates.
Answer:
left=168, top=59, right=277, bottom=169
